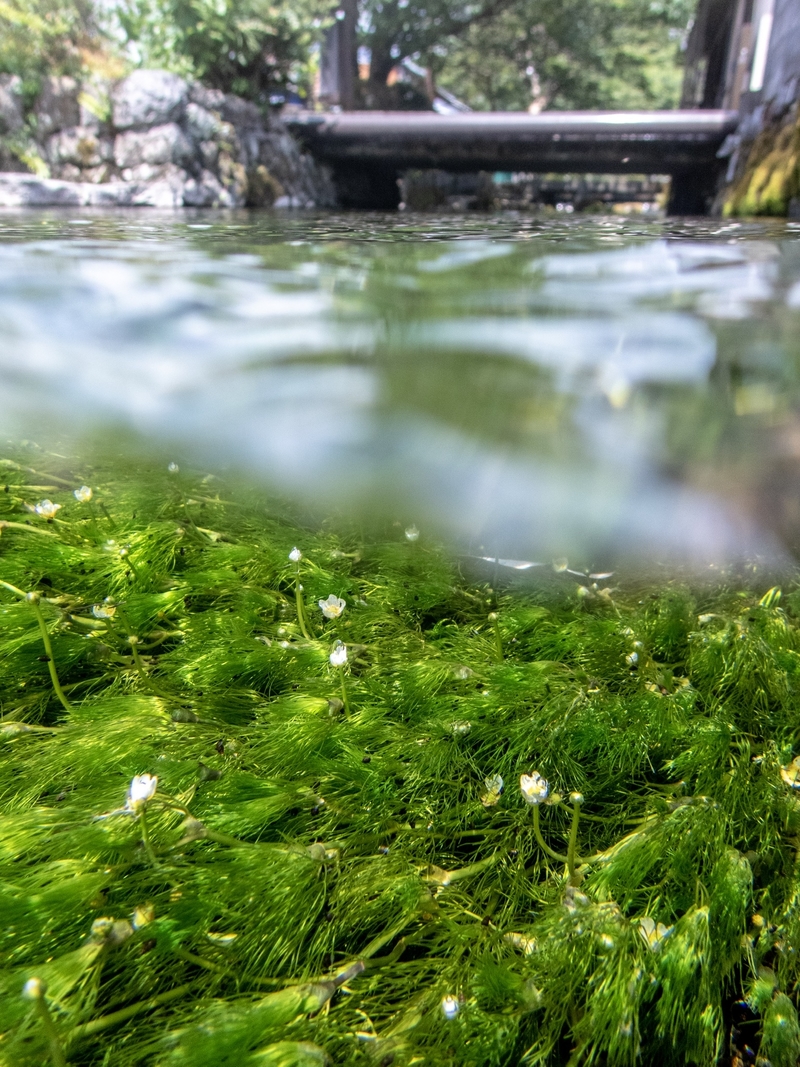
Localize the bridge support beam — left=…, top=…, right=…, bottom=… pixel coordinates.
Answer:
left=331, top=164, right=401, bottom=210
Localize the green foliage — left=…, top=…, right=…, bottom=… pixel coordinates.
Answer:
left=356, top=0, right=693, bottom=112
left=0, top=0, right=95, bottom=86
left=3, top=442, right=800, bottom=1065
left=112, top=0, right=331, bottom=101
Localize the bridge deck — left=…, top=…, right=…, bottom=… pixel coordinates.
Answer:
left=286, top=109, right=738, bottom=176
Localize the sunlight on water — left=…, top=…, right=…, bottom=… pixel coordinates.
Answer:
left=2, top=211, right=800, bottom=568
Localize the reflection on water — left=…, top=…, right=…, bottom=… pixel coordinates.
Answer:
left=1, top=211, right=800, bottom=568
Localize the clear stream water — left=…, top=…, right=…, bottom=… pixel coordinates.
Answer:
left=2, top=210, right=800, bottom=571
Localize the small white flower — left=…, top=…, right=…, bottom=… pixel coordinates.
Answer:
left=92, top=602, right=117, bottom=619
left=22, top=977, right=46, bottom=1000
left=33, top=499, right=61, bottom=519
left=520, top=771, right=549, bottom=805
left=481, top=773, right=504, bottom=807
left=289, top=547, right=302, bottom=563
left=504, top=932, right=537, bottom=955
left=405, top=524, right=420, bottom=542
left=126, top=773, right=157, bottom=812
left=441, top=995, right=460, bottom=1019
left=319, top=593, right=346, bottom=619
left=330, top=644, right=348, bottom=667
left=638, top=917, right=672, bottom=951
left=167, top=462, right=179, bottom=473
left=74, top=486, right=93, bottom=502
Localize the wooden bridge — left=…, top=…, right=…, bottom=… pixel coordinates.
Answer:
left=286, top=109, right=739, bottom=212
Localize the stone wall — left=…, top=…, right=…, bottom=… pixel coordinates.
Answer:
left=718, top=0, right=800, bottom=216
left=0, top=70, right=336, bottom=209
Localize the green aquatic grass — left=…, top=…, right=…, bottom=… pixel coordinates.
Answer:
left=2, top=445, right=800, bottom=1067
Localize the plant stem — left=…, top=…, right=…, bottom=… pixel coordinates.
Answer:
left=489, top=612, right=503, bottom=661
left=338, top=664, right=352, bottom=716
left=567, top=803, right=582, bottom=884
left=295, top=580, right=312, bottom=640
left=68, top=982, right=196, bottom=1042
left=29, top=598, right=72, bottom=712
left=33, top=995, right=68, bottom=1067
left=532, top=803, right=569, bottom=863
left=0, top=520, right=59, bottom=538
left=128, top=639, right=169, bottom=697
left=138, top=808, right=160, bottom=867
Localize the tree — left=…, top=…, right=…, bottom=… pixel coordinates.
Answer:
left=356, top=0, right=518, bottom=107
left=356, top=0, right=694, bottom=111
left=111, top=0, right=332, bottom=102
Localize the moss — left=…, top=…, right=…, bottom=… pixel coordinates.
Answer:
left=2, top=443, right=800, bottom=1066
left=724, top=109, right=800, bottom=218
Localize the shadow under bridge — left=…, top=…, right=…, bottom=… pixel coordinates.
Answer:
left=286, top=109, right=739, bottom=213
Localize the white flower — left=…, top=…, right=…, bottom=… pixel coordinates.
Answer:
left=22, top=978, right=46, bottom=1000
left=638, top=917, right=672, bottom=951
left=126, top=773, right=157, bottom=812
left=74, top=486, right=93, bottom=502
left=289, top=546, right=302, bottom=563
left=33, top=499, right=61, bottom=519
left=167, top=462, right=179, bottom=473
left=481, top=773, right=504, bottom=807
left=92, top=602, right=117, bottom=619
left=319, top=594, right=346, bottom=619
left=441, top=995, right=460, bottom=1020
left=520, top=771, right=549, bottom=805
left=330, top=644, right=348, bottom=667
left=504, top=932, right=537, bottom=955
left=405, top=524, right=420, bottom=542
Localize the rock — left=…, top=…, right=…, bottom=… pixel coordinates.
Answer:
left=125, top=164, right=187, bottom=207
left=216, top=152, right=248, bottom=205
left=0, top=74, right=23, bottom=135
left=188, top=82, right=226, bottom=112
left=185, top=102, right=221, bottom=143
left=246, top=163, right=284, bottom=206
left=219, top=94, right=262, bottom=130
left=35, top=76, right=81, bottom=136
left=47, top=127, right=114, bottom=168
left=112, top=70, right=187, bottom=130
left=183, top=170, right=235, bottom=207
left=114, top=123, right=194, bottom=169
left=0, top=174, right=101, bottom=206
left=198, top=140, right=219, bottom=170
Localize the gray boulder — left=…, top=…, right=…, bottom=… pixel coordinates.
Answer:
left=185, top=101, right=221, bottom=143
left=35, top=76, right=81, bottom=136
left=47, top=127, right=114, bottom=168
left=114, top=123, right=194, bottom=169
left=112, top=70, right=187, bottom=130
left=0, top=74, right=23, bottom=136
left=183, top=170, right=236, bottom=207
left=188, top=82, right=226, bottom=112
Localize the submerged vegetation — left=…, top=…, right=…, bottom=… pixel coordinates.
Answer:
left=4, top=443, right=800, bottom=1066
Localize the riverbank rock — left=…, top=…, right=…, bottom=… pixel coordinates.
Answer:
left=717, top=0, right=800, bottom=216
left=0, top=69, right=335, bottom=209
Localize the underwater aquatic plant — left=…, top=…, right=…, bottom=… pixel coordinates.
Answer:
left=2, top=444, right=800, bottom=1066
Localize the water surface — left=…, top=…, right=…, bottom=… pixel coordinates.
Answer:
left=2, top=210, right=800, bottom=569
